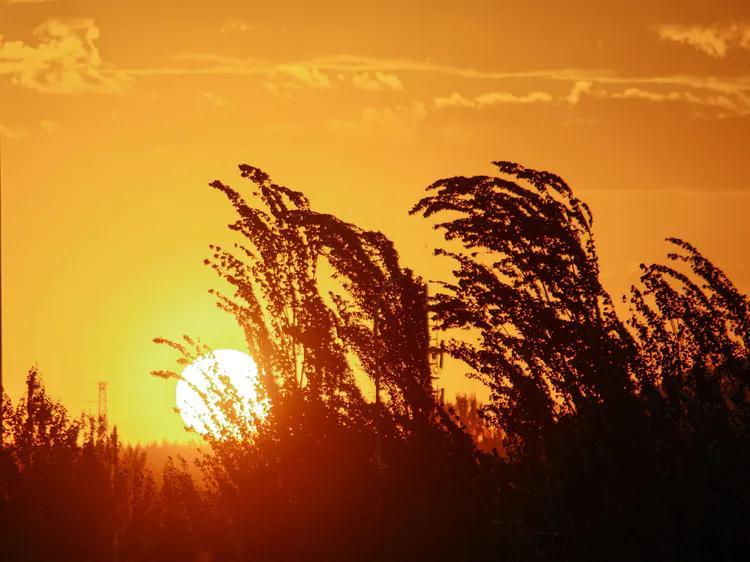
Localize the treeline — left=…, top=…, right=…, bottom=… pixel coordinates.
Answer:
left=2, top=161, right=749, bottom=562
left=0, top=369, right=217, bottom=562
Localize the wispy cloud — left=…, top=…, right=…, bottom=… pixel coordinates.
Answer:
left=611, top=87, right=750, bottom=117
left=433, top=78, right=750, bottom=118
left=566, top=81, right=593, bottom=104
left=3, top=21, right=747, bottom=120
left=0, top=123, right=27, bottom=139
left=657, top=23, right=750, bottom=58
left=123, top=54, right=269, bottom=77
left=129, top=53, right=749, bottom=100
left=352, top=71, right=403, bottom=91
left=200, top=91, right=228, bottom=108
left=432, top=82, right=584, bottom=111
left=121, top=53, right=609, bottom=87
left=39, top=119, right=59, bottom=132
left=276, top=64, right=332, bottom=88
left=433, top=81, right=596, bottom=111
left=263, top=64, right=332, bottom=96
left=220, top=17, right=252, bottom=33
left=327, top=102, right=426, bottom=136
left=7, top=0, right=59, bottom=4
left=302, top=54, right=597, bottom=83
left=434, top=90, right=552, bottom=109
left=0, top=18, right=131, bottom=94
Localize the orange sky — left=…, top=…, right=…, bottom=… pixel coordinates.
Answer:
left=2, top=0, right=749, bottom=442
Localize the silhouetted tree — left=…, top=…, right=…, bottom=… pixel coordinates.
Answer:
left=629, top=238, right=749, bottom=417
left=153, top=164, right=491, bottom=562
left=0, top=370, right=194, bottom=562
left=411, top=161, right=638, bottom=457
left=0, top=369, right=118, bottom=561
left=5, top=158, right=747, bottom=562
left=203, top=165, right=438, bottom=430
left=413, top=161, right=749, bottom=561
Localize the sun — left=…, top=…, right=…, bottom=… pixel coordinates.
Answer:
left=176, top=349, right=270, bottom=438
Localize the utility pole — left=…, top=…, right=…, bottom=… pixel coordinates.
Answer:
left=426, top=281, right=445, bottom=404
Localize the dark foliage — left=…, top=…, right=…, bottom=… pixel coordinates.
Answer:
left=410, top=161, right=638, bottom=455
left=2, top=160, right=748, bottom=562
left=412, top=161, right=750, bottom=561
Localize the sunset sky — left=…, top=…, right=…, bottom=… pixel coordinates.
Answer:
left=2, top=0, right=749, bottom=443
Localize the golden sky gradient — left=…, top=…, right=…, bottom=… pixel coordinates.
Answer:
left=2, top=0, right=749, bottom=442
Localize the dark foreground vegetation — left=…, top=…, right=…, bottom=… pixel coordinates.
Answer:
left=2, top=161, right=748, bottom=562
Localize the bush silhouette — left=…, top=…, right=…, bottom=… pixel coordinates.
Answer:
left=1, top=160, right=747, bottom=562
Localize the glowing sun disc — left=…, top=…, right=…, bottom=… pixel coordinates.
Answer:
left=176, top=349, right=269, bottom=438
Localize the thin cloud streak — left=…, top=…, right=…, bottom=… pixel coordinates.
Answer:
left=433, top=79, right=750, bottom=117
left=435, top=90, right=553, bottom=109
left=125, top=53, right=750, bottom=97
left=611, top=87, right=750, bottom=117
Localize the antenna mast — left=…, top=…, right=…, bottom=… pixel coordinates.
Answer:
left=97, top=382, right=108, bottom=427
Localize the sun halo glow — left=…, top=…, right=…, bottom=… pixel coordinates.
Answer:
left=175, top=349, right=269, bottom=438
